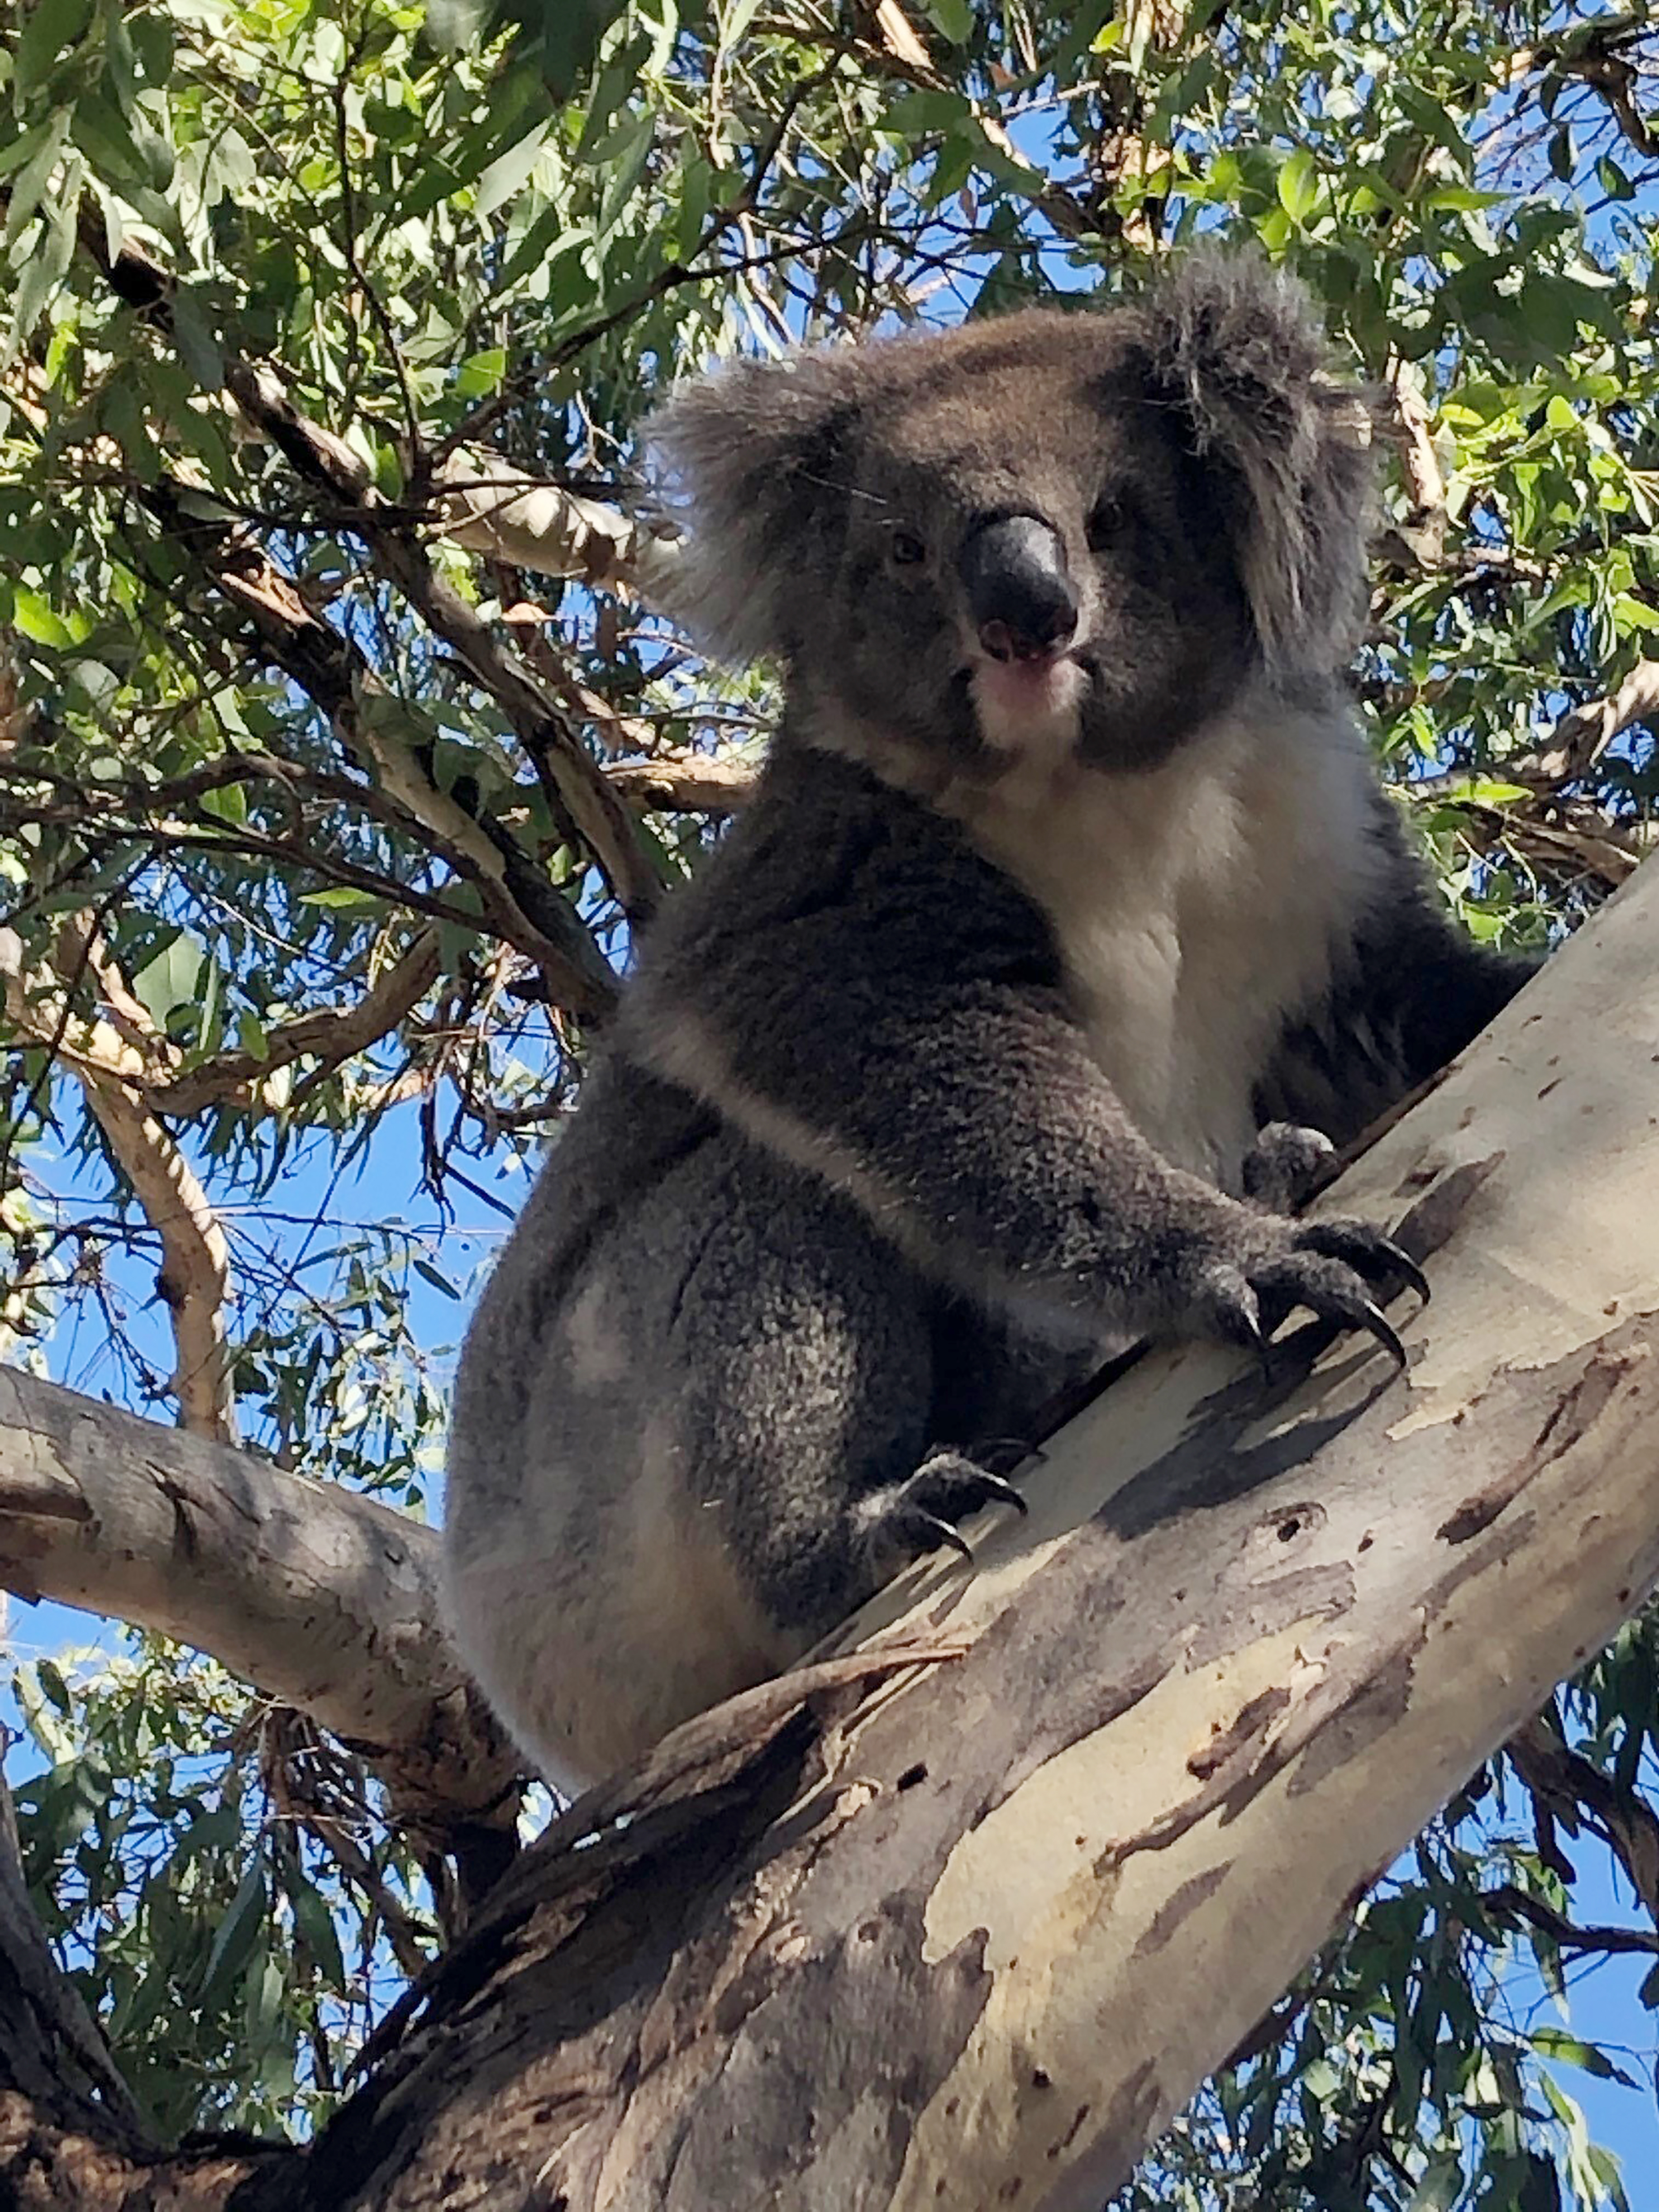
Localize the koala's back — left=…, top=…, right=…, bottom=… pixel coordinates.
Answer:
left=443, top=749, right=1075, bottom=1789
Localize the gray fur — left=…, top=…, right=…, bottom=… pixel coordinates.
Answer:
left=443, top=256, right=1531, bottom=1793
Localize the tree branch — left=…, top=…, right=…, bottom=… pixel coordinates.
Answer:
left=76, top=218, right=645, bottom=985
left=603, top=752, right=757, bottom=816
left=0, top=922, right=237, bottom=1441
left=142, top=485, right=619, bottom=1023
left=0, top=1369, right=523, bottom=1866
left=1507, top=1713, right=1659, bottom=1936
left=432, top=458, right=681, bottom=606
left=1518, top=657, right=1659, bottom=786
left=149, top=929, right=443, bottom=1118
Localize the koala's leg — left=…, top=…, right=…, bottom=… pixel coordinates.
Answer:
left=447, top=1134, right=998, bottom=1792
left=667, top=1153, right=1014, bottom=1640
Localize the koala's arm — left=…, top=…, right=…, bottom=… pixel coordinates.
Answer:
left=1259, top=803, right=1540, bottom=1148
left=629, top=759, right=1414, bottom=1356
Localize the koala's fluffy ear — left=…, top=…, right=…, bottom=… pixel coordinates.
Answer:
left=1146, top=253, right=1377, bottom=675
left=644, top=349, right=861, bottom=666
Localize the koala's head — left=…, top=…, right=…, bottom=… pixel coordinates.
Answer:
left=647, top=255, right=1375, bottom=781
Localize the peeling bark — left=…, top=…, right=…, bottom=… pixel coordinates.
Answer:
left=3, top=860, right=1657, bottom=2211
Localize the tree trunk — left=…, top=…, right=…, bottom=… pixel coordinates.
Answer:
left=4, top=857, right=1658, bottom=2212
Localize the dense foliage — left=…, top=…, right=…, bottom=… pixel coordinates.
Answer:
left=0, top=0, right=1655, bottom=2201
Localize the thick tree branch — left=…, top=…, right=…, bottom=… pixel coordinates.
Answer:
left=0, top=1370, right=522, bottom=1862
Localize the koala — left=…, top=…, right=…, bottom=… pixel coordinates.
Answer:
left=442, top=256, right=1532, bottom=1795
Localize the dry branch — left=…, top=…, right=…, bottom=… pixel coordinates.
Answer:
left=1520, top=655, right=1659, bottom=785
left=148, top=929, right=444, bottom=1117
left=603, top=752, right=758, bottom=815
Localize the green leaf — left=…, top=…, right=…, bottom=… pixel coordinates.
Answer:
left=473, top=122, right=551, bottom=218
left=199, top=1854, right=266, bottom=2005
left=287, top=1877, right=346, bottom=1988
left=132, top=933, right=207, bottom=1030
left=172, top=285, right=225, bottom=392
left=300, top=887, right=387, bottom=910
left=3, top=110, right=70, bottom=242
left=11, top=586, right=73, bottom=648
left=923, top=0, right=972, bottom=43
left=1530, top=2027, right=1634, bottom=2083
left=1277, top=148, right=1318, bottom=223
left=454, top=346, right=508, bottom=399
left=14, top=0, right=96, bottom=95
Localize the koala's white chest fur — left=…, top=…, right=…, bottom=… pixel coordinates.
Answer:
left=953, top=698, right=1383, bottom=1189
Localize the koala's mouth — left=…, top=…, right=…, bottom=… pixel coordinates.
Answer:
left=968, top=645, right=1089, bottom=758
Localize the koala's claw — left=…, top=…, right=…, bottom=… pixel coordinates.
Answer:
left=861, top=1449, right=1029, bottom=1576
left=1196, top=1210, right=1425, bottom=1376
left=1298, top=1218, right=1430, bottom=1307
left=1211, top=1276, right=1274, bottom=1380
left=905, top=1511, right=975, bottom=1563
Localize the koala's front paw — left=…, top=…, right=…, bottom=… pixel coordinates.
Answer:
left=1240, top=1121, right=1337, bottom=1215
left=1183, top=1211, right=1429, bottom=1371
left=857, top=1448, right=1029, bottom=1578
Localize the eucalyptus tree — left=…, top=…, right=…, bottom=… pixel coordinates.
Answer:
left=0, top=1, right=1656, bottom=2204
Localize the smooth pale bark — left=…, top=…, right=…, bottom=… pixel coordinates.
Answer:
left=2, top=858, right=1657, bottom=2212
left=0, top=1375, right=518, bottom=1846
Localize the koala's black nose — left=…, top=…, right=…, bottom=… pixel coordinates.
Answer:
left=958, top=514, right=1079, bottom=663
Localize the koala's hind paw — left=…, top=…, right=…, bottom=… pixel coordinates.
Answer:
left=1198, top=1214, right=1429, bottom=1375
left=857, top=1449, right=1028, bottom=1579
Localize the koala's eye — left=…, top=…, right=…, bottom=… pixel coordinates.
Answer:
left=889, top=530, right=927, bottom=567
left=1087, top=494, right=1129, bottom=552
